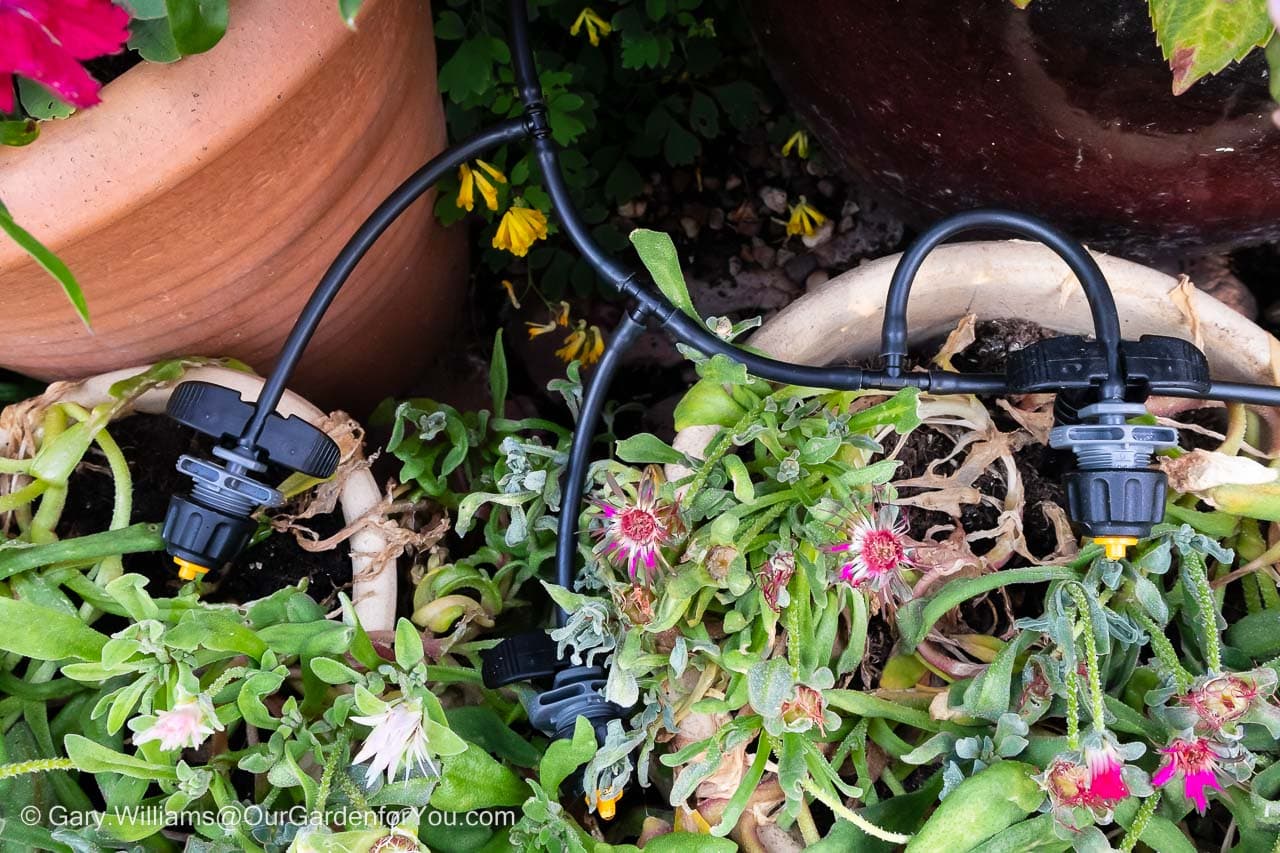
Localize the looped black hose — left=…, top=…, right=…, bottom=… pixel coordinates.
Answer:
left=880, top=209, right=1126, bottom=401
left=240, top=117, right=531, bottom=446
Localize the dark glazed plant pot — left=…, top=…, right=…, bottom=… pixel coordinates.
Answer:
left=747, top=0, right=1280, bottom=256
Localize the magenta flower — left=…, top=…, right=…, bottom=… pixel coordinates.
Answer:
left=1083, top=736, right=1129, bottom=801
left=1152, top=737, right=1229, bottom=814
left=590, top=466, right=682, bottom=584
left=1035, top=732, right=1150, bottom=831
left=0, top=0, right=131, bottom=114
left=827, top=503, right=914, bottom=600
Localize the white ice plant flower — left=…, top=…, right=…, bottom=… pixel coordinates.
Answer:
left=133, top=693, right=222, bottom=752
left=351, top=696, right=437, bottom=786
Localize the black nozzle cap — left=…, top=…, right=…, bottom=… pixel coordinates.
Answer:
left=162, top=493, right=257, bottom=570
left=1063, top=468, right=1167, bottom=540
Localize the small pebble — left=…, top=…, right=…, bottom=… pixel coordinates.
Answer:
left=617, top=200, right=647, bottom=218
left=680, top=216, right=700, bottom=239
left=818, top=178, right=836, bottom=198
left=784, top=252, right=819, bottom=283
left=708, top=208, right=725, bottom=230
left=725, top=174, right=742, bottom=191
left=727, top=256, right=743, bottom=277
left=702, top=175, right=721, bottom=191
left=752, top=243, right=777, bottom=269
left=759, top=186, right=788, bottom=215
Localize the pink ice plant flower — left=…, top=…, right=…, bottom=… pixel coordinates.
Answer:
left=133, top=694, right=222, bottom=752
left=0, top=0, right=131, bottom=114
left=591, top=466, right=682, bottom=584
left=1152, top=737, right=1227, bottom=814
left=827, top=503, right=914, bottom=600
left=351, top=697, right=436, bottom=786
left=1083, top=736, right=1130, bottom=801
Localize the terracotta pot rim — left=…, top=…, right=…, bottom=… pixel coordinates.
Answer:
left=0, top=363, right=396, bottom=632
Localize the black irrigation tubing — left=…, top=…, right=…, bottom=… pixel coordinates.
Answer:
left=237, top=0, right=1280, bottom=624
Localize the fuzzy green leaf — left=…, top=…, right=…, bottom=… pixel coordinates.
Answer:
left=629, top=228, right=698, bottom=321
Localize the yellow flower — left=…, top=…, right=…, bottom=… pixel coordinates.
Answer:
left=456, top=164, right=476, bottom=212
left=527, top=319, right=558, bottom=339
left=570, top=7, right=612, bottom=46
left=456, top=160, right=508, bottom=212
left=555, top=321, right=606, bottom=366
left=526, top=301, right=572, bottom=338
left=493, top=205, right=549, bottom=257
left=781, top=130, right=809, bottom=159
left=499, top=279, right=521, bottom=309
left=786, top=196, right=826, bottom=238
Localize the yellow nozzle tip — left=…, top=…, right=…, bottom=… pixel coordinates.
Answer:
left=173, top=557, right=210, bottom=581
left=1092, top=536, right=1138, bottom=560
left=591, top=787, right=621, bottom=820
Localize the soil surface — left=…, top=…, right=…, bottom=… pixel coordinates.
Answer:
left=60, top=414, right=350, bottom=606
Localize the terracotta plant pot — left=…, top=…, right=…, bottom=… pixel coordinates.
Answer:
left=0, top=0, right=465, bottom=413
left=671, top=241, right=1280, bottom=466
left=747, top=0, right=1280, bottom=256
left=0, top=363, right=397, bottom=632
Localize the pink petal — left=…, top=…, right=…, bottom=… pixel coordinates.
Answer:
left=1152, top=763, right=1175, bottom=788
left=1089, top=766, right=1129, bottom=801
left=0, top=74, right=14, bottom=113
left=27, top=0, right=131, bottom=60
left=1183, top=770, right=1222, bottom=815
left=0, top=8, right=103, bottom=108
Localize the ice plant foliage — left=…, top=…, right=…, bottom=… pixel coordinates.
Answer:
left=591, top=467, right=682, bottom=584
left=351, top=696, right=437, bottom=785
left=132, top=693, right=221, bottom=752
left=0, top=0, right=130, bottom=114
left=492, top=203, right=548, bottom=257
left=827, top=502, right=914, bottom=601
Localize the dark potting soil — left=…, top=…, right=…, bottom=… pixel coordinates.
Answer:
left=59, top=414, right=350, bottom=606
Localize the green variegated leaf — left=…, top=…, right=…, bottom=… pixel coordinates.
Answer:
left=1149, top=0, right=1274, bottom=94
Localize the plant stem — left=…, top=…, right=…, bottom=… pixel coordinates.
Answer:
left=1065, top=664, right=1081, bottom=750
left=799, top=776, right=911, bottom=845
left=1181, top=550, right=1222, bottom=672
left=1119, top=789, right=1161, bottom=852
left=1068, top=585, right=1106, bottom=728
left=1218, top=404, right=1248, bottom=456
left=0, top=480, right=47, bottom=514
left=796, top=799, right=822, bottom=846
left=1131, top=610, right=1194, bottom=692
left=0, top=757, right=75, bottom=779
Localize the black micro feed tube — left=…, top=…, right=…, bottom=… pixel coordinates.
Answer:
left=880, top=208, right=1127, bottom=402
left=239, top=117, right=530, bottom=447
